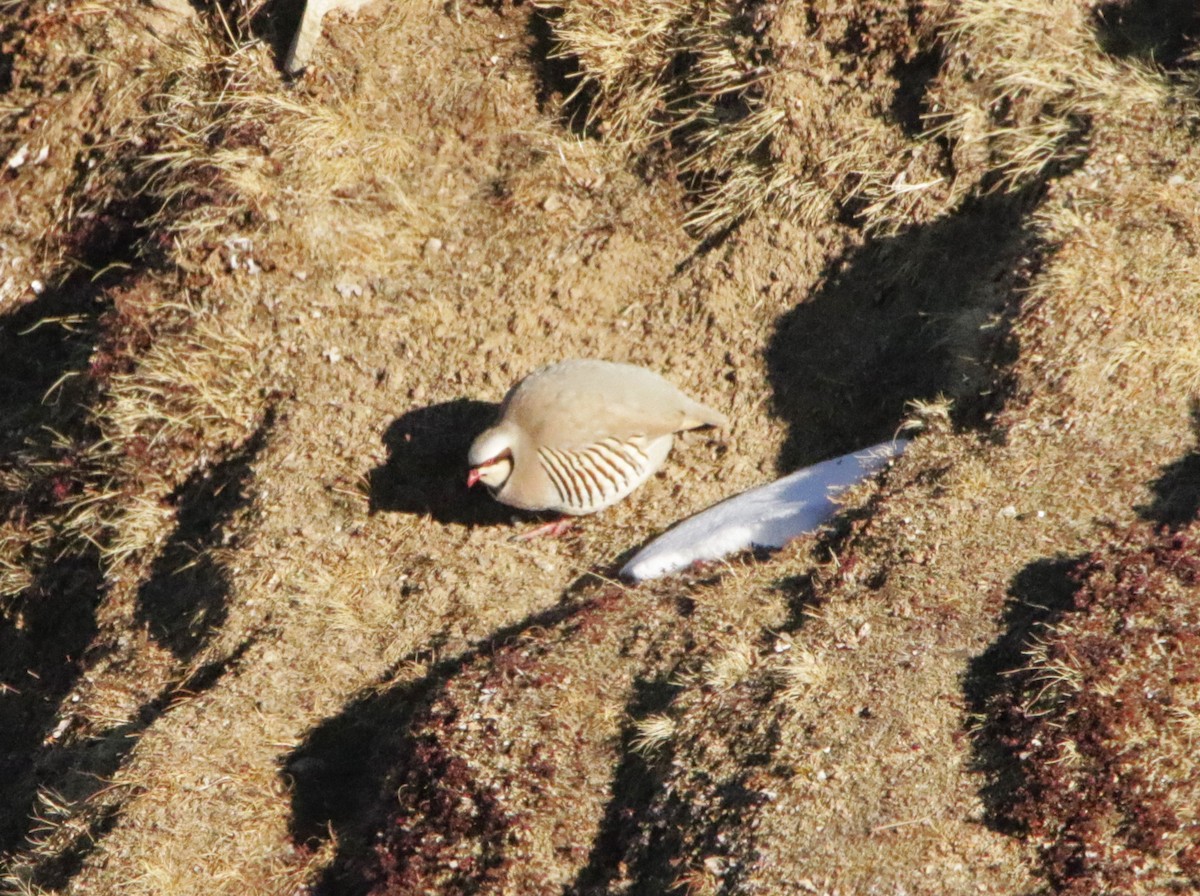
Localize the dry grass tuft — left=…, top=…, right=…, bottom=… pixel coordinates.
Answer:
left=77, top=300, right=273, bottom=567
left=629, top=712, right=676, bottom=755
left=535, top=0, right=762, bottom=151
left=737, top=0, right=954, bottom=234
left=926, top=0, right=1172, bottom=192
left=698, top=636, right=758, bottom=691
left=1006, top=99, right=1200, bottom=429
left=541, top=0, right=1192, bottom=237
left=254, top=91, right=437, bottom=276
left=536, top=0, right=779, bottom=234
left=773, top=644, right=827, bottom=702
left=539, top=0, right=954, bottom=234
left=1, top=6, right=281, bottom=601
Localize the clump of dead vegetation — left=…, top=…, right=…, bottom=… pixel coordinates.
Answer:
left=536, top=0, right=950, bottom=234
left=533, top=0, right=776, bottom=235
left=1, top=3, right=282, bottom=885
left=538, top=0, right=1194, bottom=236
left=329, top=586, right=697, bottom=896
left=0, top=2, right=278, bottom=604
left=990, top=527, right=1200, bottom=895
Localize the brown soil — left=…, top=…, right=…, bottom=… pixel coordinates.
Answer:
left=1, top=1, right=1199, bottom=894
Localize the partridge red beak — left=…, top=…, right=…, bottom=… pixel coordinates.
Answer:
left=467, top=468, right=482, bottom=488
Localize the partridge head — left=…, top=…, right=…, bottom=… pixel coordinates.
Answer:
left=468, top=359, right=728, bottom=521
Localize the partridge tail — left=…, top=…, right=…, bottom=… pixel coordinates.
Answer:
left=679, top=397, right=729, bottom=432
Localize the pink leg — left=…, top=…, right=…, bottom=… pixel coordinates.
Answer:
left=512, top=517, right=575, bottom=541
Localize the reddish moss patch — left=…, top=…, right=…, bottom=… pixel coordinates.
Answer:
left=996, top=527, right=1200, bottom=895
left=367, top=730, right=515, bottom=895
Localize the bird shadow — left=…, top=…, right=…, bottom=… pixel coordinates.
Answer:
left=367, top=398, right=513, bottom=527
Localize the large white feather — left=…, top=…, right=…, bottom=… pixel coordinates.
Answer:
left=621, top=439, right=909, bottom=582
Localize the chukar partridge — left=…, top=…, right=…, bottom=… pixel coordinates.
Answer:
left=468, top=360, right=727, bottom=530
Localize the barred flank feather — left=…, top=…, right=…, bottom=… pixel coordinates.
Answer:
left=538, top=437, right=652, bottom=514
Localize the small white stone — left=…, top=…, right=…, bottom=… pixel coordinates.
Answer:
left=323, top=347, right=343, bottom=363
left=30, top=279, right=44, bottom=295
left=6, top=144, right=28, bottom=169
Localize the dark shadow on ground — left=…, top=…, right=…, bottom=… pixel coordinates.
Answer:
left=284, top=588, right=616, bottom=895
left=0, top=111, right=242, bottom=864
left=0, top=274, right=112, bottom=855
left=766, top=189, right=1044, bottom=471
left=0, top=210, right=150, bottom=861
left=1138, top=404, right=1200, bottom=527
left=563, top=675, right=682, bottom=896
left=563, top=682, right=774, bottom=896
left=1093, top=0, right=1200, bottom=66
left=890, top=44, right=943, bottom=138
left=0, top=272, right=109, bottom=460
left=527, top=5, right=595, bottom=137
left=368, top=399, right=514, bottom=527
left=135, top=415, right=273, bottom=660
left=0, top=549, right=104, bottom=857
left=244, top=0, right=307, bottom=72
left=962, top=555, right=1083, bottom=831
left=13, top=637, right=255, bottom=890
left=0, top=15, right=14, bottom=93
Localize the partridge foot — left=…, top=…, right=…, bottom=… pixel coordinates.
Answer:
left=511, top=517, right=575, bottom=541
